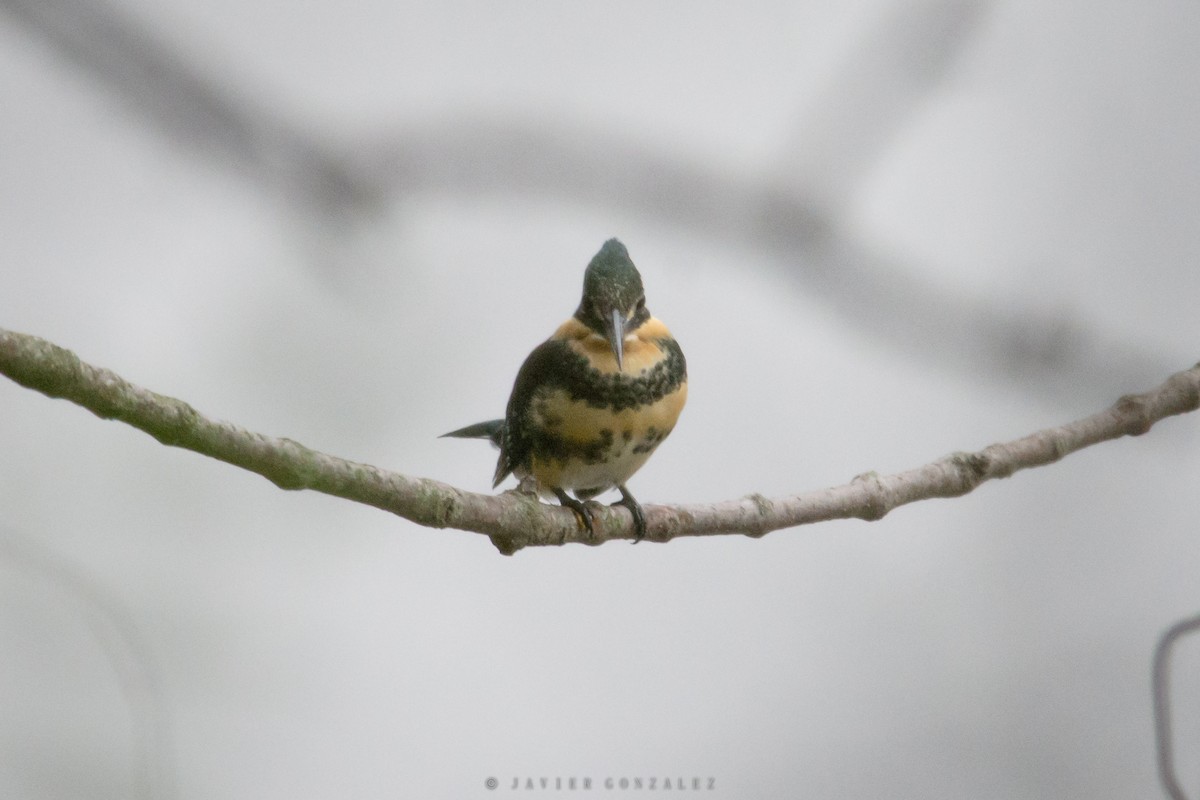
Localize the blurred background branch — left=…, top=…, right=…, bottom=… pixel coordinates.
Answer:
left=0, top=529, right=170, bottom=800
left=1154, top=612, right=1200, bottom=800
left=0, top=0, right=385, bottom=218
left=0, top=0, right=1173, bottom=401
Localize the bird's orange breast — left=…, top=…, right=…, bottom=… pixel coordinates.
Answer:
left=527, top=316, right=686, bottom=493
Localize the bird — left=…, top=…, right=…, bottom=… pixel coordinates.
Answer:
left=442, top=238, right=687, bottom=541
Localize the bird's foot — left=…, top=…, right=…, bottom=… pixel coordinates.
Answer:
left=553, top=489, right=596, bottom=540
left=612, top=485, right=647, bottom=542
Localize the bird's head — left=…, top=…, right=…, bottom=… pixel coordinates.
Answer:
left=574, top=238, right=650, bottom=370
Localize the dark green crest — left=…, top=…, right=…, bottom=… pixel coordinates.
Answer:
left=575, top=238, right=648, bottom=333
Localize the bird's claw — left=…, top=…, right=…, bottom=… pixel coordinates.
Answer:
left=613, top=485, right=647, bottom=542
left=556, top=487, right=647, bottom=543
left=554, top=490, right=597, bottom=540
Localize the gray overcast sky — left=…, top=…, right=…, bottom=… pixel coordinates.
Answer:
left=1, top=1, right=1198, bottom=798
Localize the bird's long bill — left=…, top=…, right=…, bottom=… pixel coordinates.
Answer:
left=604, top=307, right=625, bottom=370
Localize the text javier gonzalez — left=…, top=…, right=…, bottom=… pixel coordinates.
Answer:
left=485, top=776, right=717, bottom=791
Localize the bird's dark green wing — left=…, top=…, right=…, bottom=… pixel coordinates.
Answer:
left=495, top=337, right=575, bottom=488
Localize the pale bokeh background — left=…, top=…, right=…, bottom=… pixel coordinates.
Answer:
left=1, top=1, right=1198, bottom=798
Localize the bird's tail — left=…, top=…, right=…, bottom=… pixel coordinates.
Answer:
left=440, top=419, right=505, bottom=448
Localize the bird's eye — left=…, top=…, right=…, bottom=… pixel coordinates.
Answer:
left=635, top=297, right=645, bottom=311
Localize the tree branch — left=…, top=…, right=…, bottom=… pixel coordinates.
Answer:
left=2, top=327, right=1197, bottom=554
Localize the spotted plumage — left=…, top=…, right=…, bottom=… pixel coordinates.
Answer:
left=442, top=238, right=687, bottom=541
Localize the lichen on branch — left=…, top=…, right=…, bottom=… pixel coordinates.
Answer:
left=2, top=327, right=1197, bottom=554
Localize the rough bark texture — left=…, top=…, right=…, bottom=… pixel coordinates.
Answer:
left=3, top=327, right=1197, bottom=554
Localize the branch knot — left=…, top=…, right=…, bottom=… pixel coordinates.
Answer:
left=2, top=327, right=1198, bottom=552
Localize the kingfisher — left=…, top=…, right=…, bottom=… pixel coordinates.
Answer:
left=442, top=238, right=687, bottom=541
